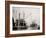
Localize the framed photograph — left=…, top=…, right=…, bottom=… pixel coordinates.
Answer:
left=5, top=1, right=45, bottom=37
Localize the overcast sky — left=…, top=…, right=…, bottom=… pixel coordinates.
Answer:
left=12, top=7, right=40, bottom=26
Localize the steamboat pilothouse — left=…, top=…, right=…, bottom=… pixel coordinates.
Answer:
left=13, top=11, right=27, bottom=30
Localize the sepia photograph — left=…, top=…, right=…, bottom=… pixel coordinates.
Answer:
left=12, top=7, right=40, bottom=31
